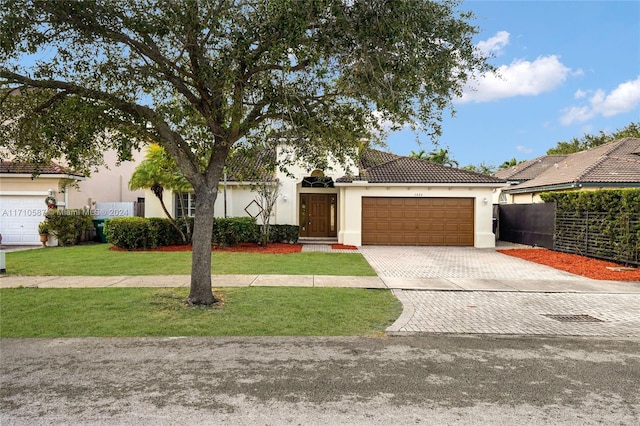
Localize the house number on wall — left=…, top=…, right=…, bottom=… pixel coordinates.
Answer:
left=414, top=193, right=423, bottom=197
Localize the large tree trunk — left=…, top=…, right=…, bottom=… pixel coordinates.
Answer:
left=187, top=186, right=218, bottom=305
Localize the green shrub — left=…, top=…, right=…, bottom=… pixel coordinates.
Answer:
left=176, top=217, right=194, bottom=242
left=104, top=217, right=150, bottom=250
left=104, top=215, right=298, bottom=249
left=540, top=189, right=640, bottom=213
left=147, top=218, right=184, bottom=246
left=540, top=189, right=640, bottom=264
left=266, top=225, right=299, bottom=243
left=213, top=217, right=259, bottom=246
left=45, top=209, right=93, bottom=246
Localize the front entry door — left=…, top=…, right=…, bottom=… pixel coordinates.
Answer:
left=299, top=194, right=337, bottom=238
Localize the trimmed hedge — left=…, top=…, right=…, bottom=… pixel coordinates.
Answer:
left=214, top=217, right=259, bottom=246
left=540, top=189, right=640, bottom=213
left=104, top=217, right=158, bottom=250
left=267, top=225, right=299, bottom=244
left=105, top=216, right=299, bottom=250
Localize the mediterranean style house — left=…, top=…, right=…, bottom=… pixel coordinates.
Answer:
left=144, top=147, right=506, bottom=248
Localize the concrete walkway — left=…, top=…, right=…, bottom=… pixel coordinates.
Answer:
left=1, top=273, right=639, bottom=293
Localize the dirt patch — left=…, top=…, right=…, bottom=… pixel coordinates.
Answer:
left=109, top=242, right=303, bottom=254
left=498, top=248, right=640, bottom=281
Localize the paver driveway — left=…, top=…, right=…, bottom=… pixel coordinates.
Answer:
left=357, top=246, right=582, bottom=280
left=357, top=246, right=640, bottom=337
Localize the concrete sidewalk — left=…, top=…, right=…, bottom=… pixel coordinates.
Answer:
left=1, top=274, right=639, bottom=293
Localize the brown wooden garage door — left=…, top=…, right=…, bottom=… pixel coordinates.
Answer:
left=362, top=197, right=474, bottom=246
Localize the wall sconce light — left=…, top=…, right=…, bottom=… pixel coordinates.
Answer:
left=48, top=188, right=54, bottom=196
left=482, top=197, right=489, bottom=205
left=282, top=195, right=288, bottom=202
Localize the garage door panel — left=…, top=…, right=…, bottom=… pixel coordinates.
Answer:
left=0, top=195, right=47, bottom=245
left=361, top=197, right=474, bottom=246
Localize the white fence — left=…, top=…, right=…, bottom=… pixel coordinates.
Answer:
left=93, top=202, right=135, bottom=219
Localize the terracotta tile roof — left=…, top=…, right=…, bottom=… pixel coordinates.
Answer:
left=0, top=160, right=83, bottom=177
left=224, top=149, right=277, bottom=182
left=337, top=149, right=506, bottom=184
left=493, top=155, right=568, bottom=181
left=506, top=137, right=640, bottom=192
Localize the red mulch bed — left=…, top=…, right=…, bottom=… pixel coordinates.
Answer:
left=331, top=244, right=358, bottom=250
left=498, top=248, right=640, bottom=281
left=109, top=242, right=303, bottom=254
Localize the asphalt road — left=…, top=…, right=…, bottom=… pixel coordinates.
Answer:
left=1, top=336, right=639, bottom=425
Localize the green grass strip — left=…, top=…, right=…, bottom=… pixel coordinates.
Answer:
left=0, top=287, right=402, bottom=337
left=5, top=244, right=376, bottom=276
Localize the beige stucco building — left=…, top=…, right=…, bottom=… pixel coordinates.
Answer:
left=145, top=148, right=505, bottom=248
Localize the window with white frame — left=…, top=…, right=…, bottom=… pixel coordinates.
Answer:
left=175, top=192, right=196, bottom=217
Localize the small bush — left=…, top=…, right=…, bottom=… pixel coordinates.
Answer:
left=104, top=217, right=150, bottom=250
left=266, top=225, right=299, bottom=243
left=45, top=209, right=93, bottom=246
left=214, top=217, right=259, bottom=246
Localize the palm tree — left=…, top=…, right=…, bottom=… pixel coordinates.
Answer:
left=411, top=148, right=458, bottom=167
left=409, top=149, right=428, bottom=159
left=129, top=144, right=191, bottom=242
left=497, top=157, right=526, bottom=170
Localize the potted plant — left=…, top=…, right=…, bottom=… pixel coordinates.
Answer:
left=38, top=221, right=50, bottom=247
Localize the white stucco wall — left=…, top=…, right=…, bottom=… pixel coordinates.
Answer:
left=144, top=146, right=354, bottom=226
left=335, top=184, right=500, bottom=248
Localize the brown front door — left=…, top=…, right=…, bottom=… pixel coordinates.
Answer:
left=299, top=194, right=337, bottom=238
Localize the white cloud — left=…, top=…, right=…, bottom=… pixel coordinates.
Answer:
left=560, top=76, right=640, bottom=125
left=457, top=55, right=571, bottom=103
left=574, top=89, right=587, bottom=99
left=476, top=31, right=510, bottom=57
left=516, top=145, right=533, bottom=154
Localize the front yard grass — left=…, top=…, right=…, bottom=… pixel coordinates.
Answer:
left=4, top=244, right=376, bottom=276
left=0, top=287, right=402, bottom=337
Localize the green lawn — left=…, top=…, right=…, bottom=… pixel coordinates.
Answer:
left=0, top=287, right=402, bottom=337
left=5, top=244, right=376, bottom=276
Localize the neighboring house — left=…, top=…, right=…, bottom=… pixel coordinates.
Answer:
left=496, top=137, right=640, bottom=204
left=0, top=149, right=146, bottom=245
left=0, top=161, right=84, bottom=245
left=492, top=155, right=567, bottom=204
left=66, top=149, right=146, bottom=210
left=145, top=147, right=506, bottom=248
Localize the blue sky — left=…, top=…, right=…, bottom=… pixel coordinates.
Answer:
left=385, top=0, right=640, bottom=168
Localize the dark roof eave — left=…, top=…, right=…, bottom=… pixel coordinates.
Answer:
left=335, top=181, right=506, bottom=187
left=0, top=172, right=85, bottom=180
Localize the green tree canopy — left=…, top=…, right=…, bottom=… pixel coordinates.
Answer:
left=0, top=0, right=491, bottom=304
left=546, top=121, right=640, bottom=155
